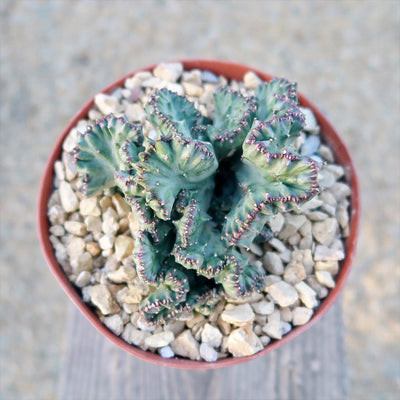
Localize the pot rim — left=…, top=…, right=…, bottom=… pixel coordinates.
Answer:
left=37, top=59, right=361, bottom=369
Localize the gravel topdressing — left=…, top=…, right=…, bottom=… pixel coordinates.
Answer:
left=47, top=62, right=351, bottom=362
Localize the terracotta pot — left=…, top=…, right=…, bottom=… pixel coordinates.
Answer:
left=37, top=59, right=360, bottom=369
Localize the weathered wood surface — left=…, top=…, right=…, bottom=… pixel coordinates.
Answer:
left=58, top=301, right=347, bottom=400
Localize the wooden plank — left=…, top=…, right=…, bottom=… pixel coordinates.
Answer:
left=58, top=301, right=347, bottom=400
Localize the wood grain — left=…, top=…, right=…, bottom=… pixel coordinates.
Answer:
left=58, top=301, right=347, bottom=400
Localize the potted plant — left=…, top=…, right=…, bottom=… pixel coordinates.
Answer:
left=37, top=60, right=360, bottom=368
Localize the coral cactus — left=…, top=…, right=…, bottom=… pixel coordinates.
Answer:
left=74, top=77, right=321, bottom=325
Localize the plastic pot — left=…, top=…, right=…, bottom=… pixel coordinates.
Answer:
left=37, top=59, right=360, bottom=369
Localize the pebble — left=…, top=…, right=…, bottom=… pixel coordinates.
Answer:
left=251, top=300, right=274, bottom=315
left=306, top=276, right=329, bottom=299
left=116, top=286, right=142, bottom=304
left=250, top=243, right=263, bottom=257
left=329, top=182, right=352, bottom=201
left=54, top=160, right=65, bottom=181
left=67, top=237, right=86, bottom=260
left=71, top=251, right=93, bottom=273
left=114, top=235, right=135, bottom=261
left=94, top=93, right=122, bottom=115
left=124, top=103, right=146, bottom=123
left=64, top=221, right=87, bottom=236
left=145, top=331, right=175, bottom=348
left=314, top=245, right=345, bottom=261
left=201, top=323, right=223, bottom=348
left=299, top=196, right=324, bottom=213
left=283, top=259, right=306, bottom=285
left=99, top=234, right=114, bottom=250
left=48, top=205, right=67, bottom=225
left=292, top=307, right=314, bottom=326
left=267, top=213, right=285, bottom=233
left=281, top=321, right=292, bottom=335
left=159, top=346, right=175, bottom=359
left=201, top=70, right=219, bottom=83
left=84, top=215, right=102, bottom=232
left=268, top=237, right=287, bottom=253
left=315, top=260, right=339, bottom=275
left=200, top=342, right=218, bottom=362
left=59, top=181, right=79, bottom=212
left=267, top=281, right=299, bottom=307
left=80, top=197, right=101, bottom=216
left=62, top=151, right=77, bottom=181
left=63, top=128, right=78, bottom=152
left=220, top=304, right=255, bottom=327
left=295, top=282, right=319, bottom=308
left=102, top=208, right=119, bottom=235
left=318, top=144, right=335, bottom=163
left=280, top=308, right=293, bottom=323
left=300, top=135, right=320, bottom=157
left=227, top=328, right=263, bottom=357
left=86, top=241, right=101, bottom=257
left=122, top=324, right=150, bottom=347
left=102, top=314, right=124, bottom=336
left=318, top=169, right=336, bottom=188
left=49, top=225, right=65, bottom=237
left=315, top=270, right=336, bottom=288
left=262, top=320, right=283, bottom=340
left=325, top=164, right=345, bottom=180
left=217, top=316, right=231, bottom=336
left=170, top=330, right=201, bottom=360
left=243, top=71, right=262, bottom=89
left=182, top=69, right=202, bottom=85
left=182, top=82, right=204, bottom=97
left=312, top=218, right=338, bottom=245
left=292, top=249, right=314, bottom=274
left=111, top=193, right=131, bottom=217
left=153, top=62, right=183, bottom=82
left=279, top=215, right=307, bottom=240
left=87, top=284, right=120, bottom=315
left=299, top=107, right=318, bottom=132
left=263, top=251, right=284, bottom=275
left=75, top=270, right=91, bottom=288
left=307, top=211, right=329, bottom=221
left=107, top=265, right=136, bottom=284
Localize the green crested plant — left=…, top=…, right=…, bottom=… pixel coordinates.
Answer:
left=74, top=77, right=321, bottom=325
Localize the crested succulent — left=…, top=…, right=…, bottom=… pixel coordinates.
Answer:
left=74, top=77, right=321, bottom=325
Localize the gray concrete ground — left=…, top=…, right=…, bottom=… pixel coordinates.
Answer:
left=1, top=1, right=399, bottom=399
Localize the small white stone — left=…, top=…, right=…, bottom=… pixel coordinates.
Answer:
left=267, top=281, right=299, bottom=307
left=318, top=169, right=336, bottom=188
left=49, top=225, right=65, bottom=237
left=102, top=208, right=119, bottom=235
left=220, top=303, right=255, bottom=327
left=201, top=323, right=223, bottom=348
left=318, top=144, right=335, bottom=163
left=122, top=323, right=150, bottom=347
left=251, top=300, right=274, bottom=315
left=250, top=243, right=263, bottom=257
left=94, top=93, right=122, bottom=115
left=67, top=237, right=86, bottom=259
left=114, top=235, right=135, bottom=261
left=315, top=260, right=339, bottom=275
left=329, top=182, right=352, bottom=201
left=283, top=259, right=306, bottom=285
left=63, top=128, right=78, bottom=152
left=87, top=284, right=120, bottom=315
left=145, top=331, right=175, bottom=348
left=325, top=164, right=345, bottom=180
left=314, top=245, right=345, bottom=261
left=262, top=320, right=282, bottom=339
left=260, top=336, right=271, bottom=346
left=107, top=264, right=136, bottom=284
left=267, top=213, right=285, bottom=233
left=281, top=321, right=292, bottom=335
left=153, top=62, right=183, bottom=82
left=268, top=237, right=287, bottom=253
left=54, top=160, right=65, bottom=181
left=125, top=71, right=152, bottom=89
left=159, top=346, right=175, bottom=359
left=292, top=307, right=314, bottom=326
left=164, top=320, right=186, bottom=336
left=80, top=197, right=101, bottom=216
left=124, top=103, right=146, bottom=123
left=280, top=308, right=293, bottom=323
left=71, top=251, right=93, bottom=273
left=182, top=69, right=202, bottom=85
left=64, top=221, right=87, bottom=236
left=316, top=270, right=336, bottom=288
left=299, top=196, right=324, bottom=213
left=48, top=205, right=67, bottom=225
left=200, top=342, right=218, bottom=362
left=263, top=251, right=284, bottom=275
left=312, top=218, right=338, bottom=246
left=137, top=317, right=156, bottom=332
left=84, top=215, right=102, bottom=232
left=59, top=181, right=79, bottom=212
left=307, top=211, right=329, bottom=221
left=295, top=281, right=319, bottom=308
left=299, top=107, right=318, bottom=132
left=103, top=314, right=124, bottom=336
left=227, top=328, right=263, bottom=357
left=279, top=215, right=307, bottom=240
left=99, top=234, right=114, bottom=250
left=75, top=270, right=91, bottom=288
left=116, top=286, right=142, bottom=304
left=243, top=71, right=262, bottom=89
left=182, top=82, right=204, bottom=97
left=111, top=193, right=131, bottom=217
left=170, top=330, right=201, bottom=360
